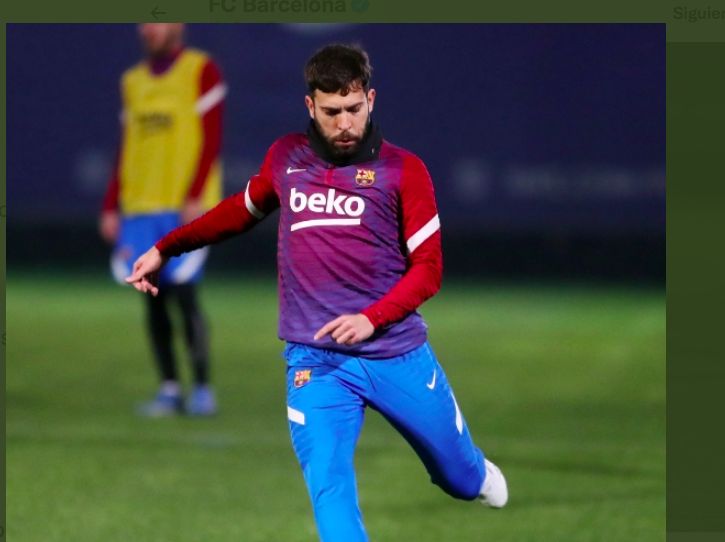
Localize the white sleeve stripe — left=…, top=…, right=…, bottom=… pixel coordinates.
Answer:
left=406, top=214, right=440, bottom=254
left=244, top=181, right=265, bottom=219
left=195, top=83, right=227, bottom=115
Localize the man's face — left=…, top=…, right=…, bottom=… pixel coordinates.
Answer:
left=138, top=23, right=184, bottom=57
left=305, top=86, right=376, bottom=158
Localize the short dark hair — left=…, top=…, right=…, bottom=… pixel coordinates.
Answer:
left=304, top=43, right=372, bottom=96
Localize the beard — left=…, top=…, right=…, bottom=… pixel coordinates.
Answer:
left=313, top=118, right=366, bottom=158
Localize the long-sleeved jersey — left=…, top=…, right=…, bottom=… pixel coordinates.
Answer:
left=157, top=123, right=443, bottom=358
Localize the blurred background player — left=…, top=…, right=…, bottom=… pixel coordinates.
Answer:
left=99, top=23, right=225, bottom=416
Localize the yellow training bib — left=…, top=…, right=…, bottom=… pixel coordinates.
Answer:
left=119, top=49, right=222, bottom=215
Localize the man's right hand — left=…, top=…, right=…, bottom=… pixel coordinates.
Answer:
left=125, top=246, right=168, bottom=296
left=99, top=211, right=120, bottom=244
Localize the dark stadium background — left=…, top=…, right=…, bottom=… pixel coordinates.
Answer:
left=7, top=23, right=664, bottom=280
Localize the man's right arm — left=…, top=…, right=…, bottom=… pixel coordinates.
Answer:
left=99, top=79, right=125, bottom=244
left=155, top=175, right=276, bottom=257
left=99, top=155, right=121, bottom=244
left=127, top=145, right=280, bottom=295
left=156, top=137, right=280, bottom=256
left=126, top=174, right=277, bottom=296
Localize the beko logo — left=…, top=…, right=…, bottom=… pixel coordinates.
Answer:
left=289, top=187, right=365, bottom=231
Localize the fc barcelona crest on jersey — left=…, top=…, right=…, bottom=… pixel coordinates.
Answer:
left=355, top=169, right=376, bottom=187
left=294, top=369, right=312, bottom=388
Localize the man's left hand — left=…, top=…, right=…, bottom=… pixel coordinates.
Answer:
left=314, top=314, right=375, bottom=345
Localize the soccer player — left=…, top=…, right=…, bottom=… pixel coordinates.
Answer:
left=100, top=23, right=225, bottom=416
left=126, top=44, right=507, bottom=539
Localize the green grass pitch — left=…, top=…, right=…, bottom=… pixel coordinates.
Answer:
left=6, top=273, right=665, bottom=541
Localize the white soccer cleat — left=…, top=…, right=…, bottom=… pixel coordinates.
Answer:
left=479, top=458, right=508, bottom=508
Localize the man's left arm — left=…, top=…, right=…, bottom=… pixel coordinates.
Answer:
left=315, top=155, right=442, bottom=345
left=362, top=155, right=442, bottom=328
left=182, top=58, right=226, bottom=223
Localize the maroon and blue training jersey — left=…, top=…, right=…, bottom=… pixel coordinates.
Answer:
left=157, top=123, right=443, bottom=359
left=244, top=131, right=442, bottom=358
